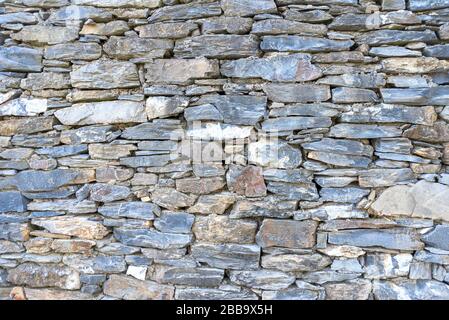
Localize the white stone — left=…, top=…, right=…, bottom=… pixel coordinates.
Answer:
left=0, top=98, right=48, bottom=117
left=127, top=266, right=147, bottom=281
left=371, top=181, right=449, bottom=221
left=54, top=101, right=147, bottom=125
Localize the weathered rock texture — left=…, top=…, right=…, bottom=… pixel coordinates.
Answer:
left=1, top=0, right=449, bottom=301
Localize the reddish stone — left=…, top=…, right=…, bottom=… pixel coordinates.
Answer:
left=233, top=166, right=267, bottom=198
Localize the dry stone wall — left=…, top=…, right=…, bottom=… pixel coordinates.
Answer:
left=1, top=0, right=449, bottom=300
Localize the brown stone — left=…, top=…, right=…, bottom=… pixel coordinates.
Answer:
left=31, top=216, right=110, bottom=240
left=24, top=237, right=53, bottom=254
left=176, top=177, right=225, bottom=195
left=7, top=263, right=80, bottom=290
left=89, top=144, right=136, bottom=160
left=23, top=288, right=95, bottom=300
left=103, top=275, right=174, bottom=300
left=230, top=166, right=267, bottom=198
left=256, top=219, right=318, bottom=249
left=324, top=279, right=372, bottom=300
left=51, top=239, right=96, bottom=253
left=187, top=194, right=236, bottom=215
left=404, top=122, right=449, bottom=143
left=193, top=215, right=258, bottom=244
left=0, top=117, right=54, bottom=136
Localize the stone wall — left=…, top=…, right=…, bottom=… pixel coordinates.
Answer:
left=1, top=0, right=449, bottom=300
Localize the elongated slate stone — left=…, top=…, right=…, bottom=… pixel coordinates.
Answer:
left=303, top=138, right=373, bottom=157
left=80, top=21, right=129, bottom=36
left=382, top=57, right=449, bottom=74
left=329, top=13, right=370, bottom=31
left=0, top=98, right=48, bottom=117
left=229, top=270, right=295, bottom=290
left=263, top=83, right=331, bottom=103
left=44, top=42, right=102, bottom=61
left=317, top=73, right=386, bottom=89
left=309, top=152, right=371, bottom=168
left=409, top=0, right=449, bottom=11
left=201, top=16, right=253, bottom=34
left=261, top=36, right=354, bottom=53
left=269, top=103, right=340, bottom=118
left=54, top=101, right=147, bottom=125
left=174, top=35, right=259, bottom=59
left=320, top=187, right=370, bottom=203
left=71, top=0, right=160, bottom=8
left=330, top=124, right=402, bottom=139
left=114, top=228, right=192, bottom=249
left=0, top=46, right=42, bottom=72
left=267, top=181, right=319, bottom=200
left=7, top=169, right=79, bottom=192
left=332, top=87, right=379, bottom=103
left=356, top=30, right=437, bottom=46
left=28, top=199, right=96, bottom=214
left=186, top=123, right=253, bottom=140
left=221, top=54, right=322, bottom=82
left=120, top=155, right=171, bottom=168
left=70, top=60, right=140, bottom=89
left=369, top=46, right=421, bottom=57
left=103, top=274, right=174, bottom=300
left=89, top=184, right=131, bottom=203
left=328, top=229, right=424, bottom=250
left=104, top=36, right=173, bottom=60
left=267, top=116, right=331, bottom=132
left=222, top=0, right=277, bottom=17
left=47, top=4, right=112, bottom=23
left=122, top=121, right=183, bottom=140
left=262, top=254, right=331, bottom=272
left=191, top=243, right=260, bottom=270
left=36, top=145, right=86, bottom=158
left=175, top=288, right=257, bottom=300
left=99, top=202, right=159, bottom=221
left=341, top=104, right=437, bottom=125
left=60, top=126, right=118, bottom=145
left=137, top=22, right=198, bottom=39
left=149, top=2, right=222, bottom=22
left=152, top=266, right=224, bottom=287
left=230, top=197, right=297, bottom=219
left=252, top=19, right=327, bottom=36
left=374, top=138, right=412, bottom=154
left=145, top=58, right=220, bottom=85
left=0, top=12, right=37, bottom=24
left=7, top=263, right=80, bottom=290
left=359, top=168, right=416, bottom=187
left=62, top=254, right=127, bottom=274
left=196, top=95, right=266, bottom=125
left=373, top=279, right=449, bottom=300
left=11, top=25, right=79, bottom=45
left=32, top=216, right=109, bottom=240
left=381, top=88, right=449, bottom=106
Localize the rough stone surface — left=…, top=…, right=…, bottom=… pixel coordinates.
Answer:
left=257, top=220, right=317, bottom=249
left=7, top=263, right=80, bottom=290
left=1, top=0, right=449, bottom=301
left=104, top=275, right=174, bottom=300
